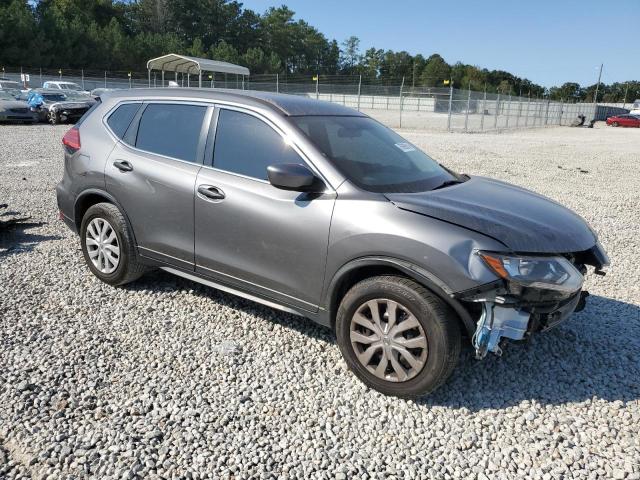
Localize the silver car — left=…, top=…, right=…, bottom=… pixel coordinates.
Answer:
left=56, top=89, right=609, bottom=397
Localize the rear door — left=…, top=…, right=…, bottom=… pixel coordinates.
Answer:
left=105, top=101, right=212, bottom=269
left=194, top=107, right=336, bottom=311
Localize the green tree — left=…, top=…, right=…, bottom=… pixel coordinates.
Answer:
left=420, top=54, right=450, bottom=87
left=340, top=36, right=360, bottom=72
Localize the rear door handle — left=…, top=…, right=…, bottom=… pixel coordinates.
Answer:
left=113, top=160, right=133, bottom=172
left=197, top=185, right=225, bottom=201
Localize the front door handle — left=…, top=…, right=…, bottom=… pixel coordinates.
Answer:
left=113, top=160, right=133, bottom=172
left=197, top=185, right=225, bottom=201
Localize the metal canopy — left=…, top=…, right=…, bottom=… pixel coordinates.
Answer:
left=147, top=54, right=249, bottom=76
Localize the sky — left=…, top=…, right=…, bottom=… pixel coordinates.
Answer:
left=240, top=0, right=639, bottom=87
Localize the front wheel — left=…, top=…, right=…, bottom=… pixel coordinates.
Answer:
left=48, top=110, right=59, bottom=125
left=335, top=275, right=461, bottom=398
left=80, top=202, right=146, bottom=286
left=611, top=121, right=619, bottom=127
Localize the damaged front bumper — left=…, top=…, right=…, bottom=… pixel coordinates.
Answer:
left=457, top=243, right=608, bottom=359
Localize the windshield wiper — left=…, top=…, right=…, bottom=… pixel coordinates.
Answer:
left=431, top=179, right=464, bottom=190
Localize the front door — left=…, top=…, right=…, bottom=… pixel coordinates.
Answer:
left=194, top=107, right=335, bottom=311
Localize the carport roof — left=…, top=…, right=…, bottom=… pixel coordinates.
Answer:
left=146, top=54, right=249, bottom=76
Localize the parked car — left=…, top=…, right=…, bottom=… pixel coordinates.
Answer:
left=0, top=78, right=23, bottom=98
left=90, top=88, right=118, bottom=100
left=0, top=90, right=38, bottom=123
left=28, top=89, right=93, bottom=124
left=606, top=114, right=640, bottom=127
left=64, top=90, right=98, bottom=106
left=42, top=80, right=89, bottom=95
left=56, top=89, right=609, bottom=397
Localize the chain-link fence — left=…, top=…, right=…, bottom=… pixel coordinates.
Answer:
left=3, top=67, right=606, bottom=132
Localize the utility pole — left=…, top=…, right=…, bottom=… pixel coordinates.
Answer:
left=593, top=63, right=603, bottom=104
left=622, top=82, right=629, bottom=109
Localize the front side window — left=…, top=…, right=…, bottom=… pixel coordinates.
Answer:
left=107, top=103, right=141, bottom=139
left=291, top=115, right=457, bottom=193
left=213, top=109, right=304, bottom=180
left=136, top=103, right=206, bottom=163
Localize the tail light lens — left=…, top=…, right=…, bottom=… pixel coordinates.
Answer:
left=62, top=127, right=81, bottom=152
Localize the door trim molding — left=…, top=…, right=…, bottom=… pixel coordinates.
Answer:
left=161, top=267, right=306, bottom=317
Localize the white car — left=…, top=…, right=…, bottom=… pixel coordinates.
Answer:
left=42, top=81, right=90, bottom=95
left=630, top=99, right=640, bottom=116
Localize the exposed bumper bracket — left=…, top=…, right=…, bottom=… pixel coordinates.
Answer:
left=473, top=302, right=530, bottom=359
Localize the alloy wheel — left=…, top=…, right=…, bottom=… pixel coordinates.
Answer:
left=85, top=217, right=120, bottom=274
left=350, top=298, right=428, bottom=382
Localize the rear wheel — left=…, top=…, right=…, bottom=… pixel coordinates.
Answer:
left=611, top=121, right=619, bottom=127
left=80, top=203, right=146, bottom=286
left=48, top=110, right=58, bottom=125
left=335, top=275, right=461, bottom=398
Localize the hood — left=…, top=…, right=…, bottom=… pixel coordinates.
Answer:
left=0, top=100, right=29, bottom=110
left=385, top=176, right=596, bottom=253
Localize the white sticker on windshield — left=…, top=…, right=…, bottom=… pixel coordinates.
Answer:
left=395, top=142, right=416, bottom=153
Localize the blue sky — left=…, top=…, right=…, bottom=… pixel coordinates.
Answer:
left=241, top=0, right=639, bottom=87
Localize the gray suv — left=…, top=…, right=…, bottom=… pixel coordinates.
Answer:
left=56, top=89, right=609, bottom=397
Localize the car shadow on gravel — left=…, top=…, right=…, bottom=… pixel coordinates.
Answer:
left=0, top=214, right=61, bottom=256
left=124, top=270, right=336, bottom=344
left=123, top=272, right=640, bottom=409
left=419, top=295, right=640, bottom=410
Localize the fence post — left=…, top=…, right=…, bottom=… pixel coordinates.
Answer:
left=517, top=98, right=522, bottom=127
left=315, top=74, right=319, bottom=99
left=464, top=86, right=471, bottom=131
left=505, top=94, right=511, bottom=128
left=104, top=71, right=107, bottom=88
left=446, top=85, right=453, bottom=131
left=544, top=100, right=550, bottom=125
left=480, top=89, right=487, bottom=131
left=39, top=68, right=42, bottom=88
left=399, top=76, right=405, bottom=128
left=525, top=96, right=530, bottom=126
left=493, top=94, right=500, bottom=129
left=276, top=73, right=279, bottom=93
left=357, top=75, right=362, bottom=111
left=81, top=69, right=85, bottom=90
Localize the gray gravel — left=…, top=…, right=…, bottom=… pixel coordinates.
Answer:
left=1, top=122, right=639, bottom=479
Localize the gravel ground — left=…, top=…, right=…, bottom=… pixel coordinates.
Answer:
left=1, top=122, right=639, bottom=479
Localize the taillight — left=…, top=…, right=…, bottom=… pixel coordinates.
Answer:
left=62, top=127, right=81, bottom=152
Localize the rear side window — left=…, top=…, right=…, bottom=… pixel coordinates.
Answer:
left=136, top=103, right=206, bottom=162
left=213, top=109, right=304, bottom=180
left=107, top=103, right=141, bottom=138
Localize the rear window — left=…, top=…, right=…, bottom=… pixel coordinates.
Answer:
left=107, top=103, right=141, bottom=139
left=135, top=103, right=206, bottom=162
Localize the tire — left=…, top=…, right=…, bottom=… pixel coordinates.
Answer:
left=80, top=202, right=146, bottom=286
left=48, top=110, right=58, bottom=125
left=611, top=121, right=619, bottom=127
left=336, top=275, right=461, bottom=398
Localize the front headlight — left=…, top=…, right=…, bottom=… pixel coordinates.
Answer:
left=478, top=251, right=583, bottom=294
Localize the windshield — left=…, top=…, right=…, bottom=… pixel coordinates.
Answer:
left=64, top=91, right=88, bottom=100
left=42, top=93, right=67, bottom=102
left=291, top=115, right=457, bottom=192
left=59, top=83, right=81, bottom=91
left=0, top=81, right=21, bottom=89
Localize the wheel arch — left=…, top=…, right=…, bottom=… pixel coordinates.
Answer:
left=324, top=256, right=476, bottom=337
left=74, top=189, right=138, bottom=246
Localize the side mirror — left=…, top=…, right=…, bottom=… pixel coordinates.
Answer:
left=267, top=163, right=324, bottom=192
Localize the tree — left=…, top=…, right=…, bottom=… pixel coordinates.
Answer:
left=420, top=54, right=450, bottom=87
left=340, top=36, right=361, bottom=73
